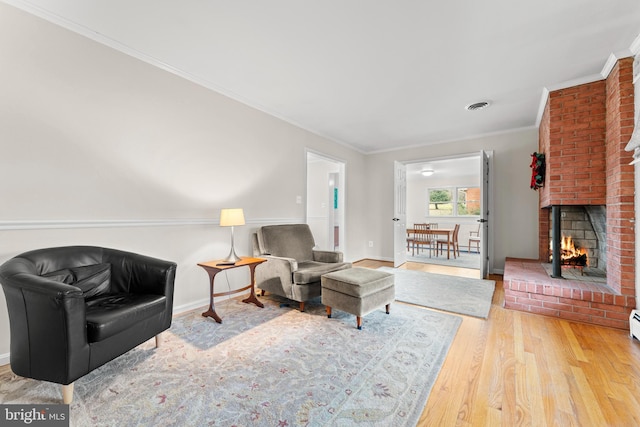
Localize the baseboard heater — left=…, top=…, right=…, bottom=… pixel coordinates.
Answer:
left=631, top=310, right=640, bottom=341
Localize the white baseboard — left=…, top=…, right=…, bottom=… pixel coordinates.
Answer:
left=0, top=353, right=9, bottom=367
left=173, top=298, right=210, bottom=316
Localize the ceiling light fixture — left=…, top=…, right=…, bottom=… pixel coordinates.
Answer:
left=465, top=101, right=491, bottom=111
left=421, top=169, right=435, bottom=177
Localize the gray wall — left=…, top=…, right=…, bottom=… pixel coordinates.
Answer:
left=363, top=129, right=540, bottom=270
left=0, top=4, right=369, bottom=359
left=0, top=3, right=540, bottom=360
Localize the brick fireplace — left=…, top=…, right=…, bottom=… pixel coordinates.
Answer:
left=504, top=57, right=636, bottom=330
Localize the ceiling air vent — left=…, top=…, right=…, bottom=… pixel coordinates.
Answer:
left=465, top=101, right=491, bottom=111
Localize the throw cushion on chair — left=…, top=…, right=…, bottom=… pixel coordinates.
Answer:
left=43, top=263, right=111, bottom=299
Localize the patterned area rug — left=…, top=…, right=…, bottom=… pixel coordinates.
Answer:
left=0, top=296, right=461, bottom=426
left=379, top=267, right=496, bottom=319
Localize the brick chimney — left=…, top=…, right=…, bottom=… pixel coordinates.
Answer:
left=538, top=57, right=635, bottom=295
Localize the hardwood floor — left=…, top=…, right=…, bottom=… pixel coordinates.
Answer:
left=355, top=259, right=640, bottom=427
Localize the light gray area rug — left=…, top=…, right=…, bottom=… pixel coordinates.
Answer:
left=407, top=250, right=481, bottom=270
left=379, top=267, right=495, bottom=319
left=0, top=296, right=461, bottom=427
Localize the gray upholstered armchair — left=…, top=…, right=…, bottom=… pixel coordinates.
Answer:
left=252, top=224, right=351, bottom=311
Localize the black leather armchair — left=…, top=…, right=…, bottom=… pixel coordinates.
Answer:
left=0, top=246, right=177, bottom=403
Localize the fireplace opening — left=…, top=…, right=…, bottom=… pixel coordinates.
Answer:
left=544, top=205, right=606, bottom=283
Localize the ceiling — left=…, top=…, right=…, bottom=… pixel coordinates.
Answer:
left=6, top=0, right=640, bottom=153
left=406, top=155, right=480, bottom=181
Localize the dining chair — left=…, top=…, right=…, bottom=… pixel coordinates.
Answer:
left=469, top=223, right=481, bottom=253
left=437, top=224, right=460, bottom=258
left=413, top=223, right=434, bottom=257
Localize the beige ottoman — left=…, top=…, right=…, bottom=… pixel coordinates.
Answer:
left=321, top=267, right=395, bottom=330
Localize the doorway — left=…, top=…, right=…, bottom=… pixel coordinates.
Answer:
left=395, top=152, right=493, bottom=277
left=306, top=151, right=346, bottom=253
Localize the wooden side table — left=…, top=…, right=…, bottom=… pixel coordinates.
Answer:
left=197, top=257, right=267, bottom=323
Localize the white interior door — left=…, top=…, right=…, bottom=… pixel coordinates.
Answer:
left=393, top=161, right=407, bottom=267
left=479, top=150, right=490, bottom=278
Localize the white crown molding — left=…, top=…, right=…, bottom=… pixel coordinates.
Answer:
left=368, top=125, right=538, bottom=155
left=535, top=87, right=550, bottom=130
left=601, top=53, right=621, bottom=79
left=535, top=31, right=640, bottom=128
left=0, top=218, right=303, bottom=231
left=6, top=0, right=638, bottom=156
left=630, top=32, right=640, bottom=56
left=1, top=0, right=363, bottom=155
left=534, top=73, right=603, bottom=128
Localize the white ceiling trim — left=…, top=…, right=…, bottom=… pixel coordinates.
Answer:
left=534, top=42, right=638, bottom=129
left=2, top=0, right=364, bottom=153
left=7, top=0, right=537, bottom=157
left=631, top=32, right=640, bottom=55
left=5, top=0, right=640, bottom=155
left=367, top=125, right=538, bottom=156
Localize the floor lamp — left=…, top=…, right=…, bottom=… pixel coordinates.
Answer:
left=219, top=208, right=245, bottom=264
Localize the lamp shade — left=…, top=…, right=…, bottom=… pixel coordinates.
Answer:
left=219, top=208, right=245, bottom=227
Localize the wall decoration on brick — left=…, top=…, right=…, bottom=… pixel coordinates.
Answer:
left=530, top=152, right=545, bottom=190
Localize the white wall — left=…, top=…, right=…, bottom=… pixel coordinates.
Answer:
left=363, top=128, right=540, bottom=270
left=0, top=3, right=541, bottom=362
left=0, top=4, right=369, bottom=358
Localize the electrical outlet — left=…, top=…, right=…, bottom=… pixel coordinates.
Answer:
left=296, top=196, right=302, bottom=204
left=368, top=241, right=374, bottom=247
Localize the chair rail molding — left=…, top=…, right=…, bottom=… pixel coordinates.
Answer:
left=0, top=218, right=304, bottom=231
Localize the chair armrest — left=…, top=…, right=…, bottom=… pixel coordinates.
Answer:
left=259, top=255, right=298, bottom=274
left=0, top=274, right=89, bottom=383
left=312, top=250, right=344, bottom=263
left=254, top=255, right=298, bottom=296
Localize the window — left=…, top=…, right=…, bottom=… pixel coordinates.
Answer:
left=428, top=189, right=453, bottom=216
left=457, top=187, right=481, bottom=216
left=428, top=187, right=480, bottom=217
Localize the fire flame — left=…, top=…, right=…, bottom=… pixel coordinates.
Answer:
left=549, top=234, right=588, bottom=265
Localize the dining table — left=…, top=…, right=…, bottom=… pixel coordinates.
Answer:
left=406, top=227, right=455, bottom=259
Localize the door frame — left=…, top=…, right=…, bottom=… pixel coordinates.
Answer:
left=305, top=149, right=346, bottom=256
left=394, top=151, right=494, bottom=274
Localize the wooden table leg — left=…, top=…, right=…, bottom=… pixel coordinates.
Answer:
left=242, top=264, right=264, bottom=308
left=202, top=271, right=223, bottom=323
left=202, top=305, right=223, bottom=323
